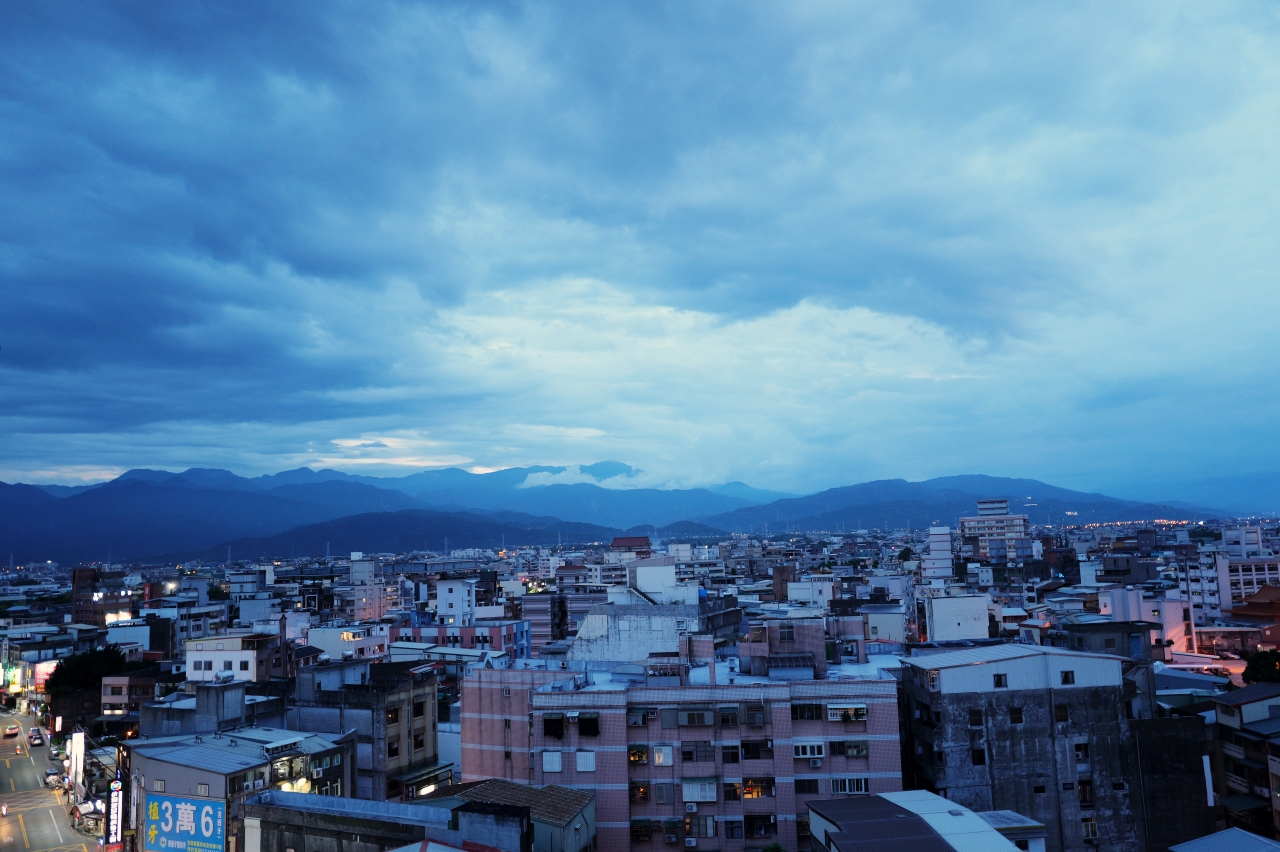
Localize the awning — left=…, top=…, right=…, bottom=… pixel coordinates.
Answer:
left=1222, top=793, right=1270, bottom=813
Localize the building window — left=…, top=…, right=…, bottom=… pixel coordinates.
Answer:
left=719, top=706, right=739, bottom=727
left=795, top=779, right=820, bottom=795
left=831, top=777, right=869, bottom=794
left=1074, top=743, right=1089, bottom=762
left=678, top=708, right=711, bottom=726
left=239, top=660, right=249, bottom=671
left=791, top=703, right=823, bottom=721
left=653, top=746, right=674, bottom=766
left=504, top=719, right=510, bottom=729
left=542, top=751, right=562, bottom=773
left=154, top=781, right=165, bottom=792
left=1081, top=818, right=1098, bottom=839
left=543, top=714, right=564, bottom=739
left=387, top=708, right=400, bottom=724
left=1061, top=671, right=1075, bottom=685
left=504, top=750, right=511, bottom=760
left=681, top=741, right=715, bottom=762
left=502, top=688, right=511, bottom=697
left=1009, top=707, right=1024, bottom=724
left=578, top=713, right=600, bottom=737
left=387, top=741, right=399, bottom=757
left=682, top=779, right=717, bottom=802
left=222, top=661, right=232, bottom=670
left=629, top=745, right=649, bottom=765
left=722, top=745, right=740, bottom=764
left=684, top=816, right=716, bottom=838
left=1078, top=779, right=1095, bottom=809
left=630, top=782, right=650, bottom=802
left=1055, top=705, right=1069, bottom=723
left=793, top=743, right=824, bottom=759
left=968, top=708, right=983, bottom=727
left=110, top=686, right=123, bottom=696
left=741, top=741, right=773, bottom=760
left=576, top=751, right=596, bottom=772
left=831, top=740, right=868, bottom=757
left=629, top=821, right=652, bottom=842
left=413, top=732, right=425, bottom=750
left=743, top=778, right=775, bottom=799
left=779, top=623, right=795, bottom=642
left=413, top=701, right=425, bottom=717
left=724, top=821, right=744, bottom=839
left=653, top=783, right=675, bottom=803
left=971, top=749, right=986, bottom=766
left=723, top=782, right=741, bottom=801
left=993, top=673, right=1007, bottom=688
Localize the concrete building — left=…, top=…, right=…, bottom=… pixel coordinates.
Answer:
left=184, top=633, right=287, bottom=683
left=900, top=644, right=1213, bottom=852
left=292, top=659, right=452, bottom=802
left=305, top=624, right=388, bottom=661
left=422, top=778, right=595, bottom=852
left=392, top=619, right=533, bottom=659
left=922, top=594, right=990, bottom=643
left=919, top=528, right=955, bottom=581
left=959, top=500, right=1030, bottom=561
left=1209, top=682, right=1280, bottom=837
left=464, top=655, right=902, bottom=852
left=122, top=725, right=354, bottom=852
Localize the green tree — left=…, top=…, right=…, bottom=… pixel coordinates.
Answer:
left=45, top=646, right=129, bottom=694
left=1243, top=650, right=1280, bottom=684
left=898, top=546, right=913, bottom=561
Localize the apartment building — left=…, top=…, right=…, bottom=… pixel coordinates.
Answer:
left=958, top=500, right=1030, bottom=561
left=393, top=619, right=533, bottom=659
left=899, top=644, right=1213, bottom=852
left=1209, top=682, right=1280, bottom=837
left=306, top=624, right=388, bottom=660
left=464, top=656, right=901, bottom=852
left=185, top=632, right=287, bottom=683
left=293, top=659, right=451, bottom=802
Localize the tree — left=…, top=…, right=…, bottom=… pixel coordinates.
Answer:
left=898, top=546, right=913, bottom=562
left=1243, top=650, right=1280, bottom=685
left=44, top=646, right=128, bottom=695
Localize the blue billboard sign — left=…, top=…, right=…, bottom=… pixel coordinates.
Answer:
left=144, top=794, right=225, bottom=852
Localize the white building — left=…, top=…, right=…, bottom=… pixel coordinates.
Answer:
left=924, top=594, right=990, bottom=642
left=920, top=527, right=955, bottom=580
left=959, top=500, right=1030, bottom=560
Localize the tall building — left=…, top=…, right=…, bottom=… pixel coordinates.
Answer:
left=899, top=644, right=1212, bottom=852
left=462, top=648, right=902, bottom=851
left=958, top=499, right=1030, bottom=561
left=919, top=527, right=955, bottom=581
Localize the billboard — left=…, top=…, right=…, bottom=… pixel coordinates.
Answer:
left=144, top=794, right=225, bottom=852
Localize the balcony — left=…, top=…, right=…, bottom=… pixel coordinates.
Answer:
left=1224, top=743, right=1246, bottom=761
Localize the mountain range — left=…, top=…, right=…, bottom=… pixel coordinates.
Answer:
left=0, top=465, right=1231, bottom=565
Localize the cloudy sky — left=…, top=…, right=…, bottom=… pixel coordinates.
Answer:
left=3, top=2, right=1279, bottom=496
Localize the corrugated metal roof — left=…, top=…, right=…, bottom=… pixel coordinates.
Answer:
left=1170, top=827, right=1280, bottom=851
left=1214, top=682, right=1280, bottom=707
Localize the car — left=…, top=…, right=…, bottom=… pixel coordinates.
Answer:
left=3, top=725, right=19, bottom=738
left=29, top=734, right=43, bottom=746
left=44, top=768, right=59, bottom=778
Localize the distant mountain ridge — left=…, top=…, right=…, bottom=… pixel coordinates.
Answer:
left=0, top=465, right=1234, bottom=565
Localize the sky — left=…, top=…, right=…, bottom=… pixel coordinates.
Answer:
left=3, top=2, right=1280, bottom=498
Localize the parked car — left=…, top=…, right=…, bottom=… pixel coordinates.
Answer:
left=28, top=732, right=43, bottom=746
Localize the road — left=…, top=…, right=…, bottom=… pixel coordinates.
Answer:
left=0, top=712, right=87, bottom=852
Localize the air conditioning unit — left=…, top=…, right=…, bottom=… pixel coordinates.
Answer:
left=769, top=815, right=776, bottom=823
left=809, top=758, right=823, bottom=768
left=312, top=769, right=324, bottom=779
left=242, top=782, right=253, bottom=792
left=253, top=779, right=265, bottom=789
left=684, top=840, right=697, bottom=848
left=664, top=835, right=678, bottom=845
left=765, top=740, right=773, bottom=749
left=647, top=710, right=657, bottom=718
left=685, top=803, right=698, bottom=813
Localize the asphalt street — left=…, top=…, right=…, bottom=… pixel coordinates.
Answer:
left=0, top=711, right=87, bottom=852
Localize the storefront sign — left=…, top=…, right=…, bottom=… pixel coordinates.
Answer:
left=144, top=794, right=224, bottom=852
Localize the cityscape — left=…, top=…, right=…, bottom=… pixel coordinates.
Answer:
left=4, top=4, right=1280, bottom=852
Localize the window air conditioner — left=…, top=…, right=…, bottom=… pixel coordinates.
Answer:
left=684, top=840, right=697, bottom=848
left=664, top=835, right=678, bottom=844
left=312, top=769, right=324, bottom=779
left=809, top=758, right=823, bottom=768
left=242, top=782, right=253, bottom=792
left=685, top=803, right=698, bottom=813
left=254, top=779, right=265, bottom=789
left=647, top=710, right=657, bottom=718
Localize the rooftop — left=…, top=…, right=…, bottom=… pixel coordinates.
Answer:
left=902, top=643, right=1123, bottom=670
left=1170, top=827, right=1280, bottom=852
left=422, top=778, right=592, bottom=827
left=1212, top=682, right=1280, bottom=707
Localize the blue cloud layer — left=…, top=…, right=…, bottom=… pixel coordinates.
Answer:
left=3, top=2, right=1280, bottom=493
